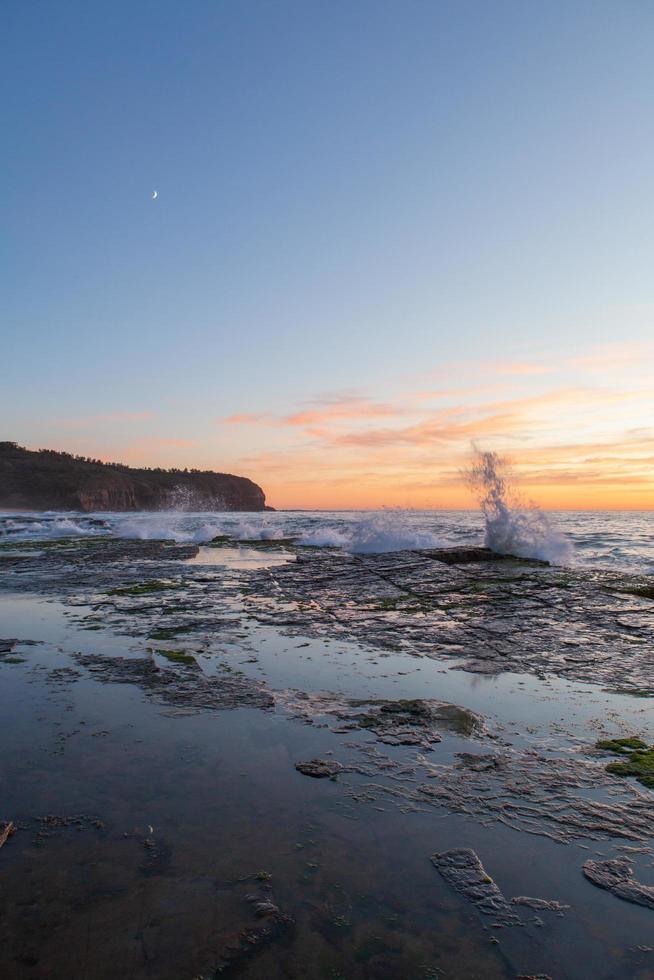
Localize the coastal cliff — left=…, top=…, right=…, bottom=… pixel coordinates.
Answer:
left=0, top=443, right=268, bottom=512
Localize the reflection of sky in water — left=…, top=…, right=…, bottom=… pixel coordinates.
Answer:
left=186, top=544, right=292, bottom=570
left=211, top=624, right=654, bottom=745
left=2, top=590, right=654, bottom=978
left=4, top=588, right=650, bottom=748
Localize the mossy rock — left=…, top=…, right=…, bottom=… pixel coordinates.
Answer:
left=108, top=580, right=183, bottom=597
left=597, top=737, right=654, bottom=789
left=155, top=649, right=197, bottom=666
left=596, top=737, right=648, bottom=754
left=608, top=584, right=654, bottom=601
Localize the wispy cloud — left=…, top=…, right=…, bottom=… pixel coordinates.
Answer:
left=224, top=412, right=275, bottom=425
left=220, top=344, right=654, bottom=508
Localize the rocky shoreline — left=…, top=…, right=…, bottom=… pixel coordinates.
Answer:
left=0, top=534, right=652, bottom=978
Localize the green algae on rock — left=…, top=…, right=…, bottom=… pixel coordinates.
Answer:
left=154, top=649, right=198, bottom=666
left=108, top=579, right=185, bottom=596
left=596, top=738, right=654, bottom=789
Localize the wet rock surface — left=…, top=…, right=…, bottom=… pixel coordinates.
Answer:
left=3, top=537, right=653, bottom=694
left=511, top=896, right=569, bottom=914
left=583, top=858, right=654, bottom=909
left=246, top=547, right=654, bottom=692
left=1, top=535, right=654, bottom=978
left=295, top=759, right=343, bottom=779
left=347, top=741, right=654, bottom=845
left=337, top=697, right=480, bottom=746
left=74, top=651, right=274, bottom=713
left=431, top=848, right=520, bottom=926
left=284, top=693, right=481, bottom=748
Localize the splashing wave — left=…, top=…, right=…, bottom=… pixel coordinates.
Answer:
left=466, top=450, right=572, bottom=564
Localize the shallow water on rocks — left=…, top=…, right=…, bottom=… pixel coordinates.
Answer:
left=1, top=538, right=653, bottom=979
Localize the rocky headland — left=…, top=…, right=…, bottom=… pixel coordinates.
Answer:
left=0, top=442, right=268, bottom=511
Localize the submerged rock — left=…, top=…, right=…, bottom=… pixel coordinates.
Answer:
left=582, top=858, right=654, bottom=909
left=74, top=652, right=274, bottom=713
left=207, top=880, right=294, bottom=976
left=431, top=848, right=520, bottom=926
left=0, top=821, right=15, bottom=849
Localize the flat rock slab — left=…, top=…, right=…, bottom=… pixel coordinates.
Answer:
left=74, top=652, right=274, bottom=713
left=431, top=848, right=520, bottom=926
left=247, top=547, right=654, bottom=692
left=583, top=857, right=654, bottom=909
left=421, top=547, right=546, bottom=566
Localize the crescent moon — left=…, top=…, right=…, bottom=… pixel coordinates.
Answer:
left=152, top=190, right=158, bottom=199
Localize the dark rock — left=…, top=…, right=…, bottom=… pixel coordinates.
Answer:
left=431, top=848, right=520, bottom=926
left=422, top=546, right=547, bottom=566
left=456, top=752, right=503, bottom=772
left=511, top=895, right=569, bottom=914
left=74, top=652, right=274, bottom=713
left=0, top=821, right=15, bottom=849
left=295, top=758, right=343, bottom=779
left=212, top=881, right=294, bottom=974
left=341, top=698, right=480, bottom=746
left=582, top=857, right=654, bottom=909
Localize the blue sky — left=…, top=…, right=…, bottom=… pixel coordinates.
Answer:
left=3, top=1, right=653, bottom=506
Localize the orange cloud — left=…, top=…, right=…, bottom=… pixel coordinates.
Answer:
left=224, top=370, right=654, bottom=508
left=283, top=397, right=400, bottom=427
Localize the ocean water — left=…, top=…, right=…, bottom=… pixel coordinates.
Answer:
left=0, top=507, right=652, bottom=575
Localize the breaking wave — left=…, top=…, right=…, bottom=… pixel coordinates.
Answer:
left=466, top=450, right=572, bottom=565
left=114, top=510, right=444, bottom=554
left=0, top=514, right=108, bottom=540
left=298, top=510, right=443, bottom=554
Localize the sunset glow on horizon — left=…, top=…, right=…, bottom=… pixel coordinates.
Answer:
left=4, top=3, right=653, bottom=512
left=21, top=335, right=654, bottom=512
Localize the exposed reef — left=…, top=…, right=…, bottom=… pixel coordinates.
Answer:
left=1, top=533, right=654, bottom=978
left=245, top=546, right=654, bottom=692
left=583, top=858, right=654, bottom=909
left=431, top=848, right=520, bottom=926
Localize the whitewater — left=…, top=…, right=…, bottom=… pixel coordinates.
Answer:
left=1, top=507, right=652, bottom=575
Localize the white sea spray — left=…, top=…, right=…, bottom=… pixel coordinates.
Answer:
left=465, top=450, right=572, bottom=564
